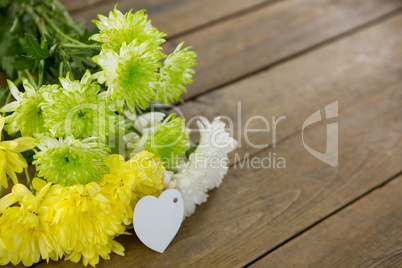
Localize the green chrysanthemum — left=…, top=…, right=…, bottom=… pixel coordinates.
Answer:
left=1, top=80, right=48, bottom=136
left=41, top=71, right=116, bottom=140
left=90, top=7, right=166, bottom=52
left=157, top=42, right=197, bottom=104
left=93, top=41, right=164, bottom=113
left=136, top=114, right=189, bottom=168
left=33, top=136, right=109, bottom=186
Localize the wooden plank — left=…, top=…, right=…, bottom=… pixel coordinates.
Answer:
left=178, top=12, right=402, bottom=164
left=251, top=175, right=402, bottom=267
left=108, top=73, right=402, bottom=267
left=67, top=0, right=273, bottom=37
left=162, top=0, right=402, bottom=99
left=60, top=0, right=106, bottom=12
left=38, top=15, right=402, bottom=267
left=66, top=0, right=402, bottom=100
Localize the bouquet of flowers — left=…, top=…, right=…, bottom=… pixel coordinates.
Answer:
left=0, top=1, right=236, bottom=266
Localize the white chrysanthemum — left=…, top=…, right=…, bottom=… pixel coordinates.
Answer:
left=123, top=111, right=166, bottom=149
left=193, top=117, right=237, bottom=190
left=167, top=155, right=208, bottom=217
left=167, top=117, right=237, bottom=217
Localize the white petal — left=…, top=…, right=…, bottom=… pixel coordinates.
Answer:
left=80, top=70, right=92, bottom=84
left=0, top=101, right=19, bottom=112
left=7, top=80, right=22, bottom=101
left=23, top=79, right=35, bottom=94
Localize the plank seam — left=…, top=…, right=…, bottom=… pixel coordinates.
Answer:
left=69, top=0, right=285, bottom=41
left=184, top=7, right=402, bottom=103
left=243, top=170, right=402, bottom=267
left=164, top=0, right=285, bottom=41
left=66, top=0, right=115, bottom=13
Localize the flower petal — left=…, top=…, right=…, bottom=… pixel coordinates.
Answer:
left=23, top=79, right=36, bottom=94
left=0, top=192, right=17, bottom=212
left=0, top=101, right=18, bottom=112
left=14, top=137, right=35, bottom=152
left=0, top=140, right=18, bottom=150
left=7, top=79, right=22, bottom=101
left=11, top=183, right=31, bottom=201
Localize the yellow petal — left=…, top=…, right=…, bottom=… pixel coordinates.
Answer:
left=36, top=181, right=52, bottom=203
left=0, top=140, right=18, bottom=150
left=5, top=150, right=27, bottom=171
left=13, top=137, right=35, bottom=152
left=0, top=192, right=17, bottom=212
left=5, top=167, right=18, bottom=185
left=92, top=193, right=109, bottom=203
left=12, top=184, right=31, bottom=201
left=33, top=177, right=48, bottom=192
left=0, top=116, right=5, bottom=134
left=0, top=171, right=7, bottom=188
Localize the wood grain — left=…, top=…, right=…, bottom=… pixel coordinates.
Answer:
left=104, top=71, right=402, bottom=267
left=165, top=0, right=402, bottom=99
left=65, top=0, right=402, bottom=100
left=251, top=175, right=402, bottom=267
left=37, top=15, right=402, bottom=267
left=61, top=0, right=106, bottom=12
left=65, top=0, right=273, bottom=37
left=177, top=13, right=402, bottom=165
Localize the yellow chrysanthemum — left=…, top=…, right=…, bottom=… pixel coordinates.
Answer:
left=0, top=115, right=35, bottom=189
left=0, top=182, right=62, bottom=266
left=100, top=151, right=165, bottom=225
left=50, top=182, right=126, bottom=267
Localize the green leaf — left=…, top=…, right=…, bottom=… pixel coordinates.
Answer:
left=44, top=34, right=54, bottom=46
left=186, top=142, right=199, bottom=159
left=25, top=33, right=50, bottom=60
left=11, top=57, right=34, bottom=70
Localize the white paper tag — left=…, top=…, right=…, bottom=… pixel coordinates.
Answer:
left=133, top=189, right=184, bottom=253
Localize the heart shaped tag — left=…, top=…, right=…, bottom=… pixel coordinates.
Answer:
left=133, top=189, right=184, bottom=253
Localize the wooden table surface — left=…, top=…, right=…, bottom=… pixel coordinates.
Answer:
left=31, top=0, right=402, bottom=267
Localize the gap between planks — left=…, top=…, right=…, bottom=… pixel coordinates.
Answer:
left=182, top=7, right=402, bottom=103
left=65, top=0, right=402, bottom=101
left=250, top=173, right=402, bottom=267
left=245, top=170, right=402, bottom=267
left=66, top=0, right=283, bottom=40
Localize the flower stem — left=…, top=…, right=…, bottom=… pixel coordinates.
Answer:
left=59, top=61, right=64, bottom=77
left=25, top=5, right=50, bottom=37
left=40, top=10, right=89, bottom=47
left=132, top=125, right=143, bottom=137
left=52, top=0, right=84, bottom=35
left=60, top=50, right=74, bottom=80
left=24, top=70, right=38, bottom=89
left=62, top=43, right=101, bottom=49
left=4, top=90, right=11, bottom=105
left=25, top=168, right=34, bottom=193
left=38, top=60, right=44, bottom=88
